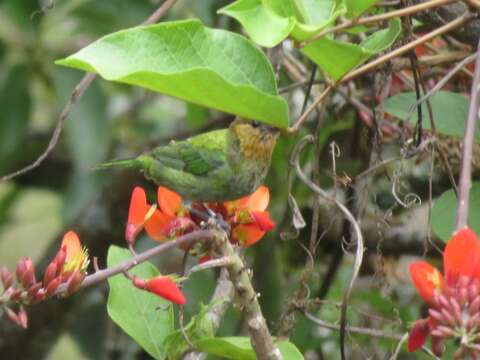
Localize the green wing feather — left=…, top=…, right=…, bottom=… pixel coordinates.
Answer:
left=152, top=129, right=228, bottom=176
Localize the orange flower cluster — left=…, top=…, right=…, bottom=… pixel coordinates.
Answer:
left=408, top=228, right=480, bottom=358
left=126, top=185, right=275, bottom=247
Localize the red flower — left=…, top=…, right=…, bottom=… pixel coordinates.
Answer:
left=408, top=227, right=480, bottom=357
left=133, top=275, right=186, bottom=305
left=144, top=187, right=194, bottom=242
left=225, top=186, right=275, bottom=246
left=60, top=231, right=89, bottom=275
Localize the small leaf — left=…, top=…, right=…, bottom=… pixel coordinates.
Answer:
left=107, top=246, right=174, bottom=360
left=56, top=20, right=289, bottom=128
left=345, top=0, right=380, bottom=19
left=384, top=91, right=480, bottom=141
left=195, top=337, right=303, bottom=360
left=431, top=182, right=480, bottom=242
left=218, top=0, right=296, bottom=48
left=290, top=0, right=346, bottom=41
left=303, top=18, right=401, bottom=81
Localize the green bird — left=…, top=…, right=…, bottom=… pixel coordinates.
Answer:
left=99, top=118, right=280, bottom=202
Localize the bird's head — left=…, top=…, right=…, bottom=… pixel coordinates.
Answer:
left=229, top=119, right=280, bottom=160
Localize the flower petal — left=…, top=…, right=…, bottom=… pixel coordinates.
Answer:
left=144, top=210, right=173, bottom=242
left=127, top=187, right=149, bottom=226
left=158, top=187, right=182, bottom=217
left=245, top=186, right=270, bottom=211
left=409, top=261, right=444, bottom=304
left=408, top=318, right=430, bottom=352
left=444, top=227, right=480, bottom=283
left=233, top=224, right=266, bottom=247
left=146, top=276, right=186, bottom=305
left=251, top=211, right=275, bottom=232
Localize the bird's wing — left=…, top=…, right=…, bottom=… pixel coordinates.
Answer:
left=152, top=129, right=228, bottom=176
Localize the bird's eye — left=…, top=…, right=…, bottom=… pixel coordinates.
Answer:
left=251, top=121, right=260, bottom=128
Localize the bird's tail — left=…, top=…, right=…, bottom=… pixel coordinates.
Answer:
left=94, top=158, right=142, bottom=171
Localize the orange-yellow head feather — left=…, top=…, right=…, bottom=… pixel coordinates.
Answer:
left=230, top=119, right=279, bottom=160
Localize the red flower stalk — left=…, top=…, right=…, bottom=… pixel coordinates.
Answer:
left=132, top=275, right=186, bottom=305
left=408, top=227, right=480, bottom=357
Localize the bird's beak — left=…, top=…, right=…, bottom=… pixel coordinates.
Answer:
left=261, top=124, right=280, bottom=135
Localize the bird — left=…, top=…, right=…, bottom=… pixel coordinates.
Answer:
left=98, top=118, right=280, bottom=202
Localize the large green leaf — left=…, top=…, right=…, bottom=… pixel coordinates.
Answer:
left=431, top=183, right=480, bottom=242
left=107, top=246, right=174, bottom=360
left=218, top=0, right=296, bottom=48
left=56, top=20, right=289, bottom=128
left=345, top=0, right=380, bottom=19
left=195, top=337, right=303, bottom=360
left=384, top=91, right=480, bottom=142
left=303, top=18, right=401, bottom=81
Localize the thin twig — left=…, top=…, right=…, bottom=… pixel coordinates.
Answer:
left=291, top=136, right=364, bottom=360
left=455, top=39, right=480, bottom=230
left=0, top=0, right=178, bottom=183
left=304, top=0, right=459, bottom=45
left=288, top=86, right=332, bottom=133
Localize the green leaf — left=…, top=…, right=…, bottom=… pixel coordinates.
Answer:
left=195, top=337, right=303, bottom=360
left=345, top=0, right=380, bottom=19
left=302, top=18, right=401, bottom=80
left=163, top=303, right=215, bottom=359
left=431, top=182, right=480, bottom=242
left=56, top=19, right=289, bottom=128
left=107, top=246, right=174, bottom=360
left=218, top=0, right=296, bottom=48
left=289, top=0, right=346, bottom=41
left=384, top=91, right=480, bottom=142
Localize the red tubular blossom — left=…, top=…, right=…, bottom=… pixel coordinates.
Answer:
left=125, top=187, right=150, bottom=245
left=60, top=231, right=89, bottom=275
left=45, top=277, right=62, bottom=297
left=251, top=211, right=275, bottom=232
left=145, top=276, right=186, bottom=305
left=66, top=270, right=85, bottom=295
left=158, top=187, right=183, bottom=217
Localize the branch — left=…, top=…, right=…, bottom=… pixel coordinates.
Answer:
left=53, top=230, right=215, bottom=295
left=455, top=41, right=480, bottom=229
left=0, top=0, right=178, bottom=183
left=303, top=0, right=459, bottom=45
left=212, top=231, right=282, bottom=360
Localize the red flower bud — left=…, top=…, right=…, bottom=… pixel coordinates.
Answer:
left=27, top=282, right=42, bottom=299
left=9, top=288, right=22, bottom=301
left=32, top=288, right=46, bottom=304
left=4, top=307, right=19, bottom=327
left=1, top=266, right=13, bottom=290
left=18, top=307, right=28, bottom=329
left=16, top=258, right=36, bottom=288
left=66, top=270, right=85, bottom=295
left=54, top=248, right=67, bottom=272
left=45, top=277, right=62, bottom=297
left=145, top=276, right=186, bottom=305
left=131, top=276, right=147, bottom=290
left=43, top=261, right=58, bottom=286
